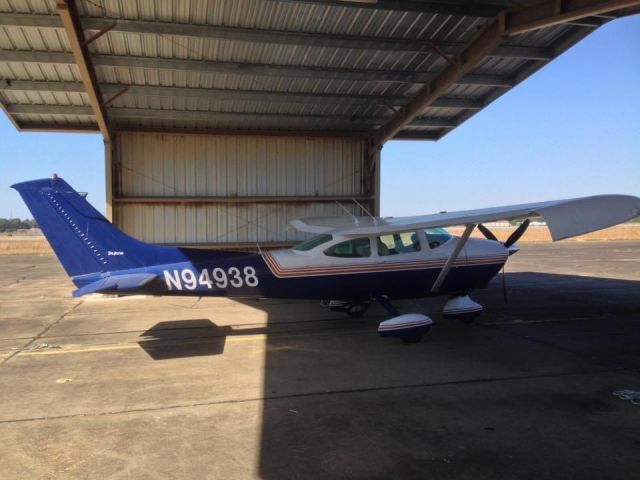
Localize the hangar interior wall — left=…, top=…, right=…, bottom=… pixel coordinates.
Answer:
left=111, top=133, right=377, bottom=247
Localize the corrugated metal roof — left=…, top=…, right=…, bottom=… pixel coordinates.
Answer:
left=0, top=0, right=631, bottom=138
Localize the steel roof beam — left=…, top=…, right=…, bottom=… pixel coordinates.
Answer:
left=391, top=131, right=442, bottom=141
left=112, top=126, right=373, bottom=138
left=268, top=1, right=514, bottom=17
left=1, top=79, right=86, bottom=93
left=17, top=123, right=99, bottom=133
left=7, top=104, right=94, bottom=115
left=0, top=13, right=552, bottom=60
left=114, top=125, right=436, bottom=141
left=0, top=50, right=515, bottom=86
left=55, top=0, right=111, bottom=143
left=7, top=102, right=457, bottom=128
left=14, top=122, right=427, bottom=140
left=0, top=79, right=483, bottom=110
left=10, top=120, right=441, bottom=140
left=501, top=0, right=640, bottom=36
left=89, top=55, right=447, bottom=84
left=108, top=107, right=457, bottom=128
left=374, top=0, right=640, bottom=145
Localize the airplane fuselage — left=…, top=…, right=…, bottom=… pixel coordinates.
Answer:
left=70, top=237, right=508, bottom=301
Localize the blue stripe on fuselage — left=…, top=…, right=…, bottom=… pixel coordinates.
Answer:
left=72, top=252, right=504, bottom=300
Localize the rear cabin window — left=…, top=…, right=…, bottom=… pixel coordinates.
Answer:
left=293, top=234, right=333, bottom=251
left=424, top=228, right=451, bottom=249
left=377, top=231, right=421, bottom=256
left=324, top=238, right=371, bottom=258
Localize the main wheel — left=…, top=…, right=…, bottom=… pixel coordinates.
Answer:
left=400, top=325, right=431, bottom=343
left=346, top=302, right=370, bottom=318
left=457, top=310, right=482, bottom=324
left=401, top=333, right=426, bottom=344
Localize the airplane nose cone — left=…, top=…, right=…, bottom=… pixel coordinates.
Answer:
left=466, top=237, right=508, bottom=258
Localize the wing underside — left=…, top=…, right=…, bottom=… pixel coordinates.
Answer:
left=290, top=195, right=640, bottom=241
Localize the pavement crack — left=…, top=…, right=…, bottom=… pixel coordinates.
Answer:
left=0, top=366, right=632, bottom=425
left=1, top=299, right=84, bottom=366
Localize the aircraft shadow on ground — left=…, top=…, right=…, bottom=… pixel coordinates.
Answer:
left=137, top=271, right=640, bottom=360
left=137, top=319, right=229, bottom=360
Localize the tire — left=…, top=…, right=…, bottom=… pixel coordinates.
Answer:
left=346, top=302, right=370, bottom=318
left=458, top=310, right=482, bottom=324
left=401, top=334, right=424, bottom=344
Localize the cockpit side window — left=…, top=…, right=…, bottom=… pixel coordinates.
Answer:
left=377, top=231, right=421, bottom=256
left=424, top=227, right=451, bottom=249
left=293, top=234, right=333, bottom=251
left=324, top=237, right=371, bottom=258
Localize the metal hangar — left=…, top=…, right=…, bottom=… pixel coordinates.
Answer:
left=1, top=0, right=638, bottom=248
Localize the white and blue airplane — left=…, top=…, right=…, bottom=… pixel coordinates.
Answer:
left=12, top=177, right=640, bottom=343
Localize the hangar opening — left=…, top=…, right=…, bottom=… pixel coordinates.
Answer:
left=1, top=0, right=638, bottom=248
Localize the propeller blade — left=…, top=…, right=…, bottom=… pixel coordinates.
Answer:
left=504, top=218, right=530, bottom=248
left=477, top=223, right=499, bottom=242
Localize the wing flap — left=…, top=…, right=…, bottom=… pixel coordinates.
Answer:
left=72, top=273, right=157, bottom=297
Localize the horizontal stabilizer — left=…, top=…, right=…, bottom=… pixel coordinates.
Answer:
left=72, top=273, right=157, bottom=297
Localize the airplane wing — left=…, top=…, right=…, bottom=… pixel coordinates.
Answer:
left=290, top=195, right=640, bottom=241
left=72, top=273, right=158, bottom=297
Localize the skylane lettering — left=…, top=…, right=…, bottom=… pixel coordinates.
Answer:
left=163, top=266, right=259, bottom=291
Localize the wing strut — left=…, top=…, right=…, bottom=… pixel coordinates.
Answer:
left=431, top=224, right=476, bottom=294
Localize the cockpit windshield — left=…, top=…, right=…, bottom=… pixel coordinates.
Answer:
left=424, top=227, right=451, bottom=248
left=292, top=234, right=333, bottom=251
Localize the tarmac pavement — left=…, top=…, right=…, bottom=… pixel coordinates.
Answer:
left=1, top=241, right=639, bottom=479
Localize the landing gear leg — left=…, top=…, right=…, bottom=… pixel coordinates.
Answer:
left=346, top=302, right=370, bottom=318
left=321, top=300, right=370, bottom=317
left=375, top=295, right=400, bottom=316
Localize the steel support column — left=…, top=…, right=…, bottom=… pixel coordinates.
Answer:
left=56, top=0, right=111, bottom=144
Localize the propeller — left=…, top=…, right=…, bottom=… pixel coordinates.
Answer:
left=504, top=218, right=530, bottom=248
left=477, top=218, right=531, bottom=305
left=477, top=223, right=498, bottom=242
left=477, top=218, right=530, bottom=248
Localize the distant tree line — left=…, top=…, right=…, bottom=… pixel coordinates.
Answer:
left=0, top=218, right=38, bottom=232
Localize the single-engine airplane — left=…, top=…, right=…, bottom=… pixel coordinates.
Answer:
left=12, top=177, right=640, bottom=343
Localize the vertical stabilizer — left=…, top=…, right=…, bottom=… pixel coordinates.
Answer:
left=11, top=177, right=169, bottom=277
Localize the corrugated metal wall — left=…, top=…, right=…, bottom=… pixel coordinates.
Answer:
left=112, top=132, right=374, bottom=246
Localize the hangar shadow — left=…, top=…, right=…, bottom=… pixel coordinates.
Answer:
left=249, top=271, right=640, bottom=479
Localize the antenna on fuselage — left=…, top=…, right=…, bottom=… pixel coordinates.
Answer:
left=335, top=201, right=359, bottom=226
left=352, top=197, right=378, bottom=225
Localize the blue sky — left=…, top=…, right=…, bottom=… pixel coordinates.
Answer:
left=1, top=15, right=639, bottom=219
